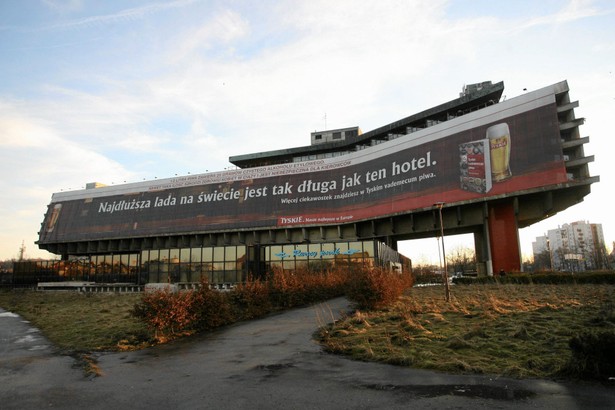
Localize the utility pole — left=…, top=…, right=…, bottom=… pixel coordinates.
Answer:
left=435, top=203, right=450, bottom=302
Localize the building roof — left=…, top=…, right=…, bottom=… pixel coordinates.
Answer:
left=229, top=81, right=505, bottom=168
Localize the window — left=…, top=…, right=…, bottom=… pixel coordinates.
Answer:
left=320, top=243, right=336, bottom=261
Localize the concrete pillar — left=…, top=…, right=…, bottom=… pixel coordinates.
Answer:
left=385, top=236, right=398, bottom=251
left=473, top=229, right=491, bottom=277
left=472, top=202, right=494, bottom=276
left=487, top=200, right=521, bottom=274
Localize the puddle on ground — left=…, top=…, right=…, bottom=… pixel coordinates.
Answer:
left=361, top=383, right=535, bottom=401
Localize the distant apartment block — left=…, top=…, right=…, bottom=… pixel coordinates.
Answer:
left=532, top=221, right=608, bottom=271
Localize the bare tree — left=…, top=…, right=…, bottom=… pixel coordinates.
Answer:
left=533, top=250, right=552, bottom=271
left=588, top=240, right=609, bottom=270
left=447, top=246, right=475, bottom=275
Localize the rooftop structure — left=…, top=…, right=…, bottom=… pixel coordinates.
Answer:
left=229, top=82, right=505, bottom=168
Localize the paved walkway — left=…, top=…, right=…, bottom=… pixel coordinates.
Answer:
left=1, top=298, right=615, bottom=409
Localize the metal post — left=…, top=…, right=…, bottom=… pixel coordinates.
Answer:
left=435, top=202, right=450, bottom=302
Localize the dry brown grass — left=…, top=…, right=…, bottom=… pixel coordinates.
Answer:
left=318, top=284, right=615, bottom=379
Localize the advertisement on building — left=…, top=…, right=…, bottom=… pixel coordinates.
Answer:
left=38, top=85, right=568, bottom=245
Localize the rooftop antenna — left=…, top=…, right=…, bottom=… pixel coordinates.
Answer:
left=323, top=113, right=327, bottom=130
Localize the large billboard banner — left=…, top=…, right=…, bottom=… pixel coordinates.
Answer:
left=39, top=84, right=568, bottom=244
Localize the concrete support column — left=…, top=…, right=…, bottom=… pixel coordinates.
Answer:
left=384, top=236, right=398, bottom=251
left=473, top=228, right=491, bottom=277
left=487, top=200, right=521, bottom=274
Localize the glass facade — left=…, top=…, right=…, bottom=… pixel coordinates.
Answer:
left=264, top=241, right=375, bottom=272
left=11, top=240, right=408, bottom=286
left=140, top=246, right=247, bottom=285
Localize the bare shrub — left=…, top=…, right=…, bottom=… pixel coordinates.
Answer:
left=132, top=268, right=350, bottom=342
left=190, top=280, right=234, bottom=330
left=565, top=330, right=615, bottom=380
left=345, top=267, right=414, bottom=310
left=229, top=277, right=271, bottom=320
left=267, top=267, right=349, bottom=308
left=131, top=289, right=199, bottom=340
left=267, top=267, right=306, bottom=308
left=132, top=279, right=234, bottom=340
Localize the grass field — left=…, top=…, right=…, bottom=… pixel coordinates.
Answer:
left=0, top=291, right=150, bottom=352
left=1, top=283, right=614, bottom=380
left=317, top=284, right=615, bottom=379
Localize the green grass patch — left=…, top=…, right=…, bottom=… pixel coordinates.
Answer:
left=0, top=291, right=152, bottom=352
left=317, top=284, right=615, bottom=380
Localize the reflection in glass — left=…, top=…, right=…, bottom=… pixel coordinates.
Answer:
left=293, top=244, right=308, bottom=260
left=225, top=247, right=236, bottom=261
left=320, top=243, right=335, bottom=260
left=358, top=241, right=372, bottom=257
left=180, top=248, right=191, bottom=263
left=269, top=245, right=283, bottom=261
left=191, top=248, right=202, bottom=263
left=202, top=247, right=213, bottom=263
left=308, top=243, right=321, bottom=257
left=213, top=247, right=224, bottom=261
left=337, top=242, right=350, bottom=254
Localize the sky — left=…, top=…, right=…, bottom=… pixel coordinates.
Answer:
left=1, top=0, right=614, bottom=264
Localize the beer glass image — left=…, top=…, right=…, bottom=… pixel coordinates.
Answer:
left=486, top=122, right=512, bottom=182
left=46, top=203, right=62, bottom=233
